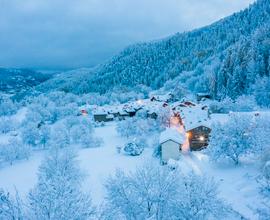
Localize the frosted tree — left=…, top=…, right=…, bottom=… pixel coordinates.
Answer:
left=116, top=118, right=137, bottom=138
left=157, top=107, right=171, bottom=128
left=21, top=121, right=41, bottom=148
left=49, top=122, right=70, bottom=149
left=0, top=97, right=17, bottom=116
left=0, top=138, right=31, bottom=165
left=0, top=117, right=16, bottom=134
left=253, top=77, right=270, bottom=108
left=28, top=148, right=95, bottom=220
left=39, top=124, right=51, bottom=149
left=104, top=164, right=179, bottom=219
left=208, top=115, right=255, bottom=165
left=69, top=117, right=98, bottom=148
left=0, top=189, right=24, bottom=220
left=104, top=163, right=230, bottom=220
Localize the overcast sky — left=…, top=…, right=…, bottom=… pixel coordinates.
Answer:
left=0, top=0, right=255, bottom=70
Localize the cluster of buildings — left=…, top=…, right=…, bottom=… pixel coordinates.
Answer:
left=80, top=93, right=212, bottom=163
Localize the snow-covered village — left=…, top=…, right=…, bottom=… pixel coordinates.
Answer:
left=1, top=0, right=270, bottom=219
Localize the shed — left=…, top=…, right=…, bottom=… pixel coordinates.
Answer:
left=159, top=128, right=185, bottom=164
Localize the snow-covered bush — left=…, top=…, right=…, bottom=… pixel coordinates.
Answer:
left=0, top=138, right=31, bottom=165
left=0, top=189, right=24, bottom=219
left=123, top=142, right=144, bottom=156
left=208, top=115, right=255, bottom=165
left=104, top=164, right=230, bottom=220
left=28, top=148, right=96, bottom=219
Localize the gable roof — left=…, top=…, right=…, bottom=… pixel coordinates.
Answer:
left=159, top=128, right=185, bottom=145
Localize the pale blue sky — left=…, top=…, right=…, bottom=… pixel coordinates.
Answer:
left=0, top=0, right=255, bottom=70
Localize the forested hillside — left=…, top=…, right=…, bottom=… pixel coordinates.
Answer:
left=0, top=68, right=51, bottom=95
left=37, top=0, right=270, bottom=100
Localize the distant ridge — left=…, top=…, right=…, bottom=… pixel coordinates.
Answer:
left=37, top=0, right=270, bottom=100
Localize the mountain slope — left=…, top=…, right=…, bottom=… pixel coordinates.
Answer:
left=0, top=68, right=51, bottom=96
left=37, top=0, right=270, bottom=99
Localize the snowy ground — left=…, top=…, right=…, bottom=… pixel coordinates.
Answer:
left=0, top=121, right=263, bottom=219
left=0, top=122, right=154, bottom=203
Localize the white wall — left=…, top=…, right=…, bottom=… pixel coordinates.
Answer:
left=161, top=140, right=180, bottom=163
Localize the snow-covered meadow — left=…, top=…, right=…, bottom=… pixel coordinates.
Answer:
left=0, top=119, right=267, bottom=219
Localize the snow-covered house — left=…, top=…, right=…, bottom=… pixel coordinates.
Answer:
left=196, top=93, right=211, bottom=102
left=185, top=122, right=211, bottom=151
left=159, top=128, right=185, bottom=164
left=150, top=93, right=174, bottom=103
left=118, top=110, right=130, bottom=120
left=172, top=102, right=211, bottom=150
left=93, top=108, right=113, bottom=122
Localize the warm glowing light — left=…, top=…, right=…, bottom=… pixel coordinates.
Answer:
left=137, top=99, right=143, bottom=105
left=182, top=133, right=190, bottom=153
left=199, top=136, right=205, bottom=141
left=170, top=116, right=180, bottom=126
left=186, top=132, right=191, bottom=138
left=81, top=110, right=88, bottom=116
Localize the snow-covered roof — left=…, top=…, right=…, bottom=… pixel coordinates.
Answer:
left=106, top=114, right=114, bottom=119
left=93, top=108, right=108, bottom=115
left=196, top=92, right=210, bottom=96
left=173, top=103, right=210, bottom=131
left=184, top=120, right=211, bottom=131
left=159, top=128, right=185, bottom=145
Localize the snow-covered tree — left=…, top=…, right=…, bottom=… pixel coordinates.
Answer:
left=21, top=122, right=41, bottom=148
left=49, top=122, right=70, bottom=149
left=253, top=77, right=270, bottom=108
left=170, top=173, right=230, bottom=220
left=0, top=138, right=31, bottom=165
left=69, top=117, right=98, bottom=148
left=0, top=97, right=17, bottom=116
left=39, top=124, right=51, bottom=149
left=104, top=163, right=229, bottom=220
left=0, top=189, right=24, bottom=219
left=157, top=107, right=171, bottom=128
left=28, top=148, right=95, bottom=220
left=208, top=115, right=255, bottom=165
left=116, top=117, right=160, bottom=147
left=116, top=118, right=137, bottom=138
left=0, top=117, right=16, bottom=134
